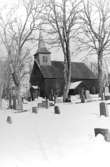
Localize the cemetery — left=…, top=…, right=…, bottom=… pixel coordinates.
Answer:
left=0, top=14, right=110, bottom=167
left=1, top=94, right=110, bottom=167
left=1, top=0, right=110, bottom=167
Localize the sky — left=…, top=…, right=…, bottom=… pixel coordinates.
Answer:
left=0, top=0, right=65, bottom=62
left=0, top=0, right=20, bottom=5
left=0, top=0, right=18, bottom=60
left=0, top=0, right=102, bottom=63
left=0, top=0, right=18, bottom=10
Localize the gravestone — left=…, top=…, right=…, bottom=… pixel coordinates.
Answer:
left=6, top=116, right=12, bottom=124
left=54, top=105, right=60, bottom=114
left=12, top=96, right=16, bottom=109
left=42, top=99, right=49, bottom=108
left=16, top=97, right=23, bottom=111
left=32, top=106, right=37, bottom=113
left=100, top=102, right=109, bottom=117
left=85, top=90, right=90, bottom=100
left=94, top=128, right=110, bottom=142
left=45, top=99, right=49, bottom=109
left=81, top=95, right=85, bottom=103
left=105, top=86, right=110, bottom=100
left=80, top=88, right=85, bottom=103
left=32, top=100, right=38, bottom=113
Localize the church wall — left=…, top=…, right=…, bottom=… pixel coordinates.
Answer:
left=30, top=62, right=43, bottom=85
left=44, top=78, right=65, bottom=98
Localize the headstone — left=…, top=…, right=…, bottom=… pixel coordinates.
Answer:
left=32, top=106, right=37, bottom=113
left=85, top=90, right=90, bottom=99
left=54, top=105, right=60, bottom=114
left=56, top=97, right=63, bottom=103
left=94, top=128, right=110, bottom=142
left=100, top=102, right=109, bottom=117
left=105, top=129, right=110, bottom=142
left=12, top=96, right=16, bottom=109
left=80, top=88, right=85, bottom=103
left=65, top=95, right=71, bottom=103
left=16, top=96, right=23, bottom=112
left=6, top=116, right=12, bottom=124
left=105, top=86, right=110, bottom=100
left=32, top=100, right=38, bottom=113
left=105, top=86, right=109, bottom=95
left=45, top=99, right=49, bottom=109
left=81, top=95, right=85, bottom=103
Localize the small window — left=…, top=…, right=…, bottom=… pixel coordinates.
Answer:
left=43, top=56, right=48, bottom=63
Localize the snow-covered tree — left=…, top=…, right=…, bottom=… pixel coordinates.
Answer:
left=43, top=0, right=81, bottom=101
left=78, top=0, right=110, bottom=99
left=0, top=0, right=44, bottom=110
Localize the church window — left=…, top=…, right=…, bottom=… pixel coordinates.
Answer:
left=43, top=56, right=48, bottom=63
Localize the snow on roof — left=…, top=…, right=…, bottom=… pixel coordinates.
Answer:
left=70, top=81, right=82, bottom=89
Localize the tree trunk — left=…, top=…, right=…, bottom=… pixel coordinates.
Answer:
left=0, top=81, right=4, bottom=108
left=98, top=52, right=104, bottom=100
left=0, top=82, right=4, bottom=108
left=16, top=86, right=23, bottom=112
left=11, top=70, right=23, bottom=111
left=63, top=47, right=71, bottom=102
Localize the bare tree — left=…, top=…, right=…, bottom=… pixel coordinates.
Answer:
left=0, top=61, right=6, bottom=108
left=43, top=0, right=81, bottom=101
left=78, top=0, right=110, bottom=99
left=0, top=0, right=43, bottom=110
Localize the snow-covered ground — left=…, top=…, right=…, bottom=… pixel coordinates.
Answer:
left=1, top=95, right=110, bottom=167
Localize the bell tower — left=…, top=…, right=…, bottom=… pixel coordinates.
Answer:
left=34, top=30, right=51, bottom=66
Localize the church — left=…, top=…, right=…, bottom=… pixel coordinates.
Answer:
left=30, top=32, right=97, bottom=99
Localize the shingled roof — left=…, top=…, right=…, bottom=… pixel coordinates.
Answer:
left=38, top=61, right=96, bottom=80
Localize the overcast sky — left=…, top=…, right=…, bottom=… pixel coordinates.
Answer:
left=0, top=0, right=18, bottom=10
left=0, top=0, right=98, bottom=62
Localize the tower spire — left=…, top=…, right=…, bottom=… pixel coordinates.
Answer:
left=34, top=24, right=51, bottom=66
left=37, top=26, right=50, bottom=53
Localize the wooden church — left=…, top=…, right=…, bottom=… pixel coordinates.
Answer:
left=30, top=32, right=97, bottom=99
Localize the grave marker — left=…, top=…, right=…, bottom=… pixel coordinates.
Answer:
left=100, top=102, right=109, bottom=117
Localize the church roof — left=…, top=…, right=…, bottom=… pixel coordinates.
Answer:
left=37, top=47, right=51, bottom=54
left=39, top=61, right=96, bottom=80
